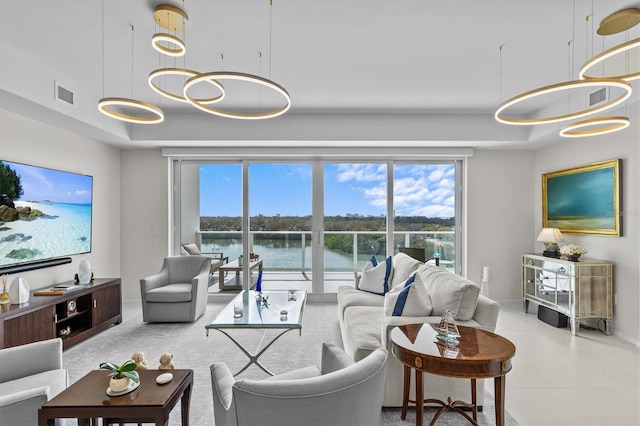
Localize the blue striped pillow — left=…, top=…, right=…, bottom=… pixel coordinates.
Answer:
left=358, top=255, right=393, bottom=295
left=383, top=272, right=432, bottom=317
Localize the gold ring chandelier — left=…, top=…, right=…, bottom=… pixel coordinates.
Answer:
left=494, top=78, right=631, bottom=125
left=99, top=3, right=291, bottom=124
left=559, top=116, right=630, bottom=137
left=496, top=6, right=638, bottom=138
left=148, top=68, right=225, bottom=104
left=98, top=97, right=164, bottom=124
left=183, top=72, right=291, bottom=120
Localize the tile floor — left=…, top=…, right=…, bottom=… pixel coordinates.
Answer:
left=123, top=299, right=640, bottom=425
left=492, top=300, right=640, bottom=426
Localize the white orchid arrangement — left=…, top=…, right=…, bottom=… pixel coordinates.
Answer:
left=559, top=244, right=586, bottom=256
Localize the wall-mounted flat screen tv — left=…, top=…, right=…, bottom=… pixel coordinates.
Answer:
left=0, top=160, right=92, bottom=272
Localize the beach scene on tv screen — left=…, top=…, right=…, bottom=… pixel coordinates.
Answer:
left=0, top=160, right=92, bottom=266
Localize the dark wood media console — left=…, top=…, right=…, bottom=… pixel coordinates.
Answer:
left=0, top=278, right=122, bottom=349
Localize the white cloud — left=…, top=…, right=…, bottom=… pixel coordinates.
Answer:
left=336, top=164, right=385, bottom=183
left=332, top=163, right=456, bottom=218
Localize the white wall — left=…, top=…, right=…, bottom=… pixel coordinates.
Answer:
left=0, top=108, right=120, bottom=289
left=119, top=149, right=169, bottom=300
left=534, top=103, right=640, bottom=345
left=466, top=150, right=536, bottom=301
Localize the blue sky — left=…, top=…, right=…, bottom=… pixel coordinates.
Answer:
left=200, top=163, right=455, bottom=217
left=4, top=161, right=92, bottom=204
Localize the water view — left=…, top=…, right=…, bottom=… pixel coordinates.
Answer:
left=0, top=201, right=92, bottom=265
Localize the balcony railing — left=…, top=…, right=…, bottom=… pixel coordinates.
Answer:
left=195, top=230, right=455, bottom=276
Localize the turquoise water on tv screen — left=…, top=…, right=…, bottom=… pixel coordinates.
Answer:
left=0, top=201, right=92, bottom=266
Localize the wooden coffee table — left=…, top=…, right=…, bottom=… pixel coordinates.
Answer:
left=218, top=258, right=263, bottom=291
left=390, top=324, right=516, bottom=426
left=38, top=369, right=193, bottom=426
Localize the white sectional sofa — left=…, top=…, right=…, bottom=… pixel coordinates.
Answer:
left=337, top=252, right=500, bottom=407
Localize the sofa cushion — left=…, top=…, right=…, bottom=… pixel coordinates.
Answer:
left=145, top=283, right=193, bottom=303
left=0, top=369, right=67, bottom=400
left=342, top=306, right=383, bottom=362
left=383, top=273, right=432, bottom=317
left=358, top=256, right=393, bottom=295
left=417, top=265, right=480, bottom=320
left=337, top=286, right=384, bottom=320
left=390, top=252, right=424, bottom=288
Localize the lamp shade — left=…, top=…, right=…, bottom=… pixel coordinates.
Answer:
left=537, top=228, right=564, bottom=242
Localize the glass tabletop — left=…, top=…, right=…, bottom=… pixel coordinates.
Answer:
left=206, top=290, right=307, bottom=329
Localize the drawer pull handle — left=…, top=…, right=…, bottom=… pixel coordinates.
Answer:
left=558, top=267, right=566, bottom=273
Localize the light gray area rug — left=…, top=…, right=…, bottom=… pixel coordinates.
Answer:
left=63, top=302, right=518, bottom=426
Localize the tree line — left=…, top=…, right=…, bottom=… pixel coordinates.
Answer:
left=200, top=215, right=454, bottom=257
left=0, top=161, right=23, bottom=200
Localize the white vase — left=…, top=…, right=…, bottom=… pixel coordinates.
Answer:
left=78, top=260, right=92, bottom=284
left=9, top=277, right=29, bottom=304
left=109, top=376, right=131, bottom=392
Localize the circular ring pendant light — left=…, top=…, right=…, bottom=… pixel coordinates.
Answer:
left=151, top=33, right=186, bottom=57
left=579, top=38, right=640, bottom=81
left=183, top=71, right=291, bottom=120
left=149, top=68, right=225, bottom=104
left=495, top=78, right=632, bottom=125
left=560, top=116, right=630, bottom=137
left=98, top=97, right=164, bottom=124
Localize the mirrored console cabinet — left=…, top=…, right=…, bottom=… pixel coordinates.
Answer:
left=522, top=253, right=613, bottom=336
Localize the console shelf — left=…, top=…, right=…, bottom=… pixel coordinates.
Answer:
left=0, top=278, right=121, bottom=349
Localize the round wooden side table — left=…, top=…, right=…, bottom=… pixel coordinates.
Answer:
left=390, top=323, right=516, bottom=426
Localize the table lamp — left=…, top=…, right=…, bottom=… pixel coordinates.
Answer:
left=537, top=228, right=564, bottom=258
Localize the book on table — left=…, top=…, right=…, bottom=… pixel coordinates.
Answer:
left=34, top=284, right=86, bottom=296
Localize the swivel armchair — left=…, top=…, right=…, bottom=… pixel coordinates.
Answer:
left=210, top=342, right=388, bottom=426
left=140, top=255, right=211, bottom=322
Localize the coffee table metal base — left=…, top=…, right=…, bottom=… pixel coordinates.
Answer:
left=211, top=328, right=300, bottom=376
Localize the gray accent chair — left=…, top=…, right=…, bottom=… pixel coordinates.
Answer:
left=0, top=338, right=68, bottom=426
left=140, top=255, right=211, bottom=322
left=210, top=342, right=388, bottom=426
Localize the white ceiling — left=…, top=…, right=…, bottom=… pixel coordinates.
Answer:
left=0, top=0, right=638, bottom=149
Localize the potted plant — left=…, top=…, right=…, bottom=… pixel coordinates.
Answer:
left=99, top=359, right=140, bottom=392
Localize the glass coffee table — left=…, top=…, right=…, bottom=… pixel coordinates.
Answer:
left=206, top=289, right=307, bottom=376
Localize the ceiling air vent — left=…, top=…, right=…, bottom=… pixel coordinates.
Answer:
left=589, top=87, right=608, bottom=106
left=54, top=81, right=74, bottom=105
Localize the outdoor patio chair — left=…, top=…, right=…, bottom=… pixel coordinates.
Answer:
left=182, top=243, right=229, bottom=275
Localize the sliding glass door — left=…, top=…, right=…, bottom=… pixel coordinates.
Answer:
left=323, top=163, right=387, bottom=292
left=249, top=163, right=312, bottom=290
left=174, top=159, right=461, bottom=294
left=393, top=163, right=457, bottom=271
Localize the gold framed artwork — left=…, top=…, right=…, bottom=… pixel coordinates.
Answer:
left=542, top=159, right=621, bottom=236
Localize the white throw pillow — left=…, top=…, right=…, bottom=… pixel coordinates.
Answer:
left=358, top=256, right=393, bottom=295
left=417, top=267, right=480, bottom=320
left=383, top=273, right=432, bottom=317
